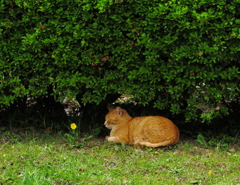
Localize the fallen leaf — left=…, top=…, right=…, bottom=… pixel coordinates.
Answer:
left=18, top=174, right=24, bottom=177
left=79, top=167, right=86, bottom=171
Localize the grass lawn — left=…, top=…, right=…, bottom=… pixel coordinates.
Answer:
left=0, top=131, right=240, bottom=185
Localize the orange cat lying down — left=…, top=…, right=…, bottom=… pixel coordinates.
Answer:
left=104, top=106, right=179, bottom=148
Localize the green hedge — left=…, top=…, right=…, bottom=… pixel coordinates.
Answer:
left=1, top=0, right=240, bottom=122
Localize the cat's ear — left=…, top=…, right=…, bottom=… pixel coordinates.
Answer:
left=107, top=106, right=114, bottom=112
left=116, top=106, right=123, bottom=116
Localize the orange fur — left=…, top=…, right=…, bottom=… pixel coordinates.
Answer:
left=104, top=106, right=180, bottom=148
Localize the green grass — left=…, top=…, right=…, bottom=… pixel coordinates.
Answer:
left=0, top=130, right=240, bottom=185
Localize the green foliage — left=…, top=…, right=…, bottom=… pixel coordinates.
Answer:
left=1, top=0, right=240, bottom=122
left=197, top=133, right=209, bottom=147
left=196, top=132, right=237, bottom=148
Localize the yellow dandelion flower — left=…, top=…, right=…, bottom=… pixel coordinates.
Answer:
left=70, top=123, right=77, bottom=130
left=208, top=170, right=212, bottom=175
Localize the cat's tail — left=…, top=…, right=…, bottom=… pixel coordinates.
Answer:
left=138, top=141, right=175, bottom=148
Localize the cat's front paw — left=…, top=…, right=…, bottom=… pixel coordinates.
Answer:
left=107, top=136, right=119, bottom=142
left=105, top=136, right=110, bottom=140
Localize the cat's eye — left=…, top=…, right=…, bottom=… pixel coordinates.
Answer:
left=107, top=119, right=115, bottom=124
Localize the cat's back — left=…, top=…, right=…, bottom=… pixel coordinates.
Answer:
left=130, top=115, right=179, bottom=143
left=131, top=115, right=175, bottom=127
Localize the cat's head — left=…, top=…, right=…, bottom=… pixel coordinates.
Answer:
left=104, top=106, right=130, bottom=129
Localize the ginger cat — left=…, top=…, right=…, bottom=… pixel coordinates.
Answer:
left=104, top=106, right=179, bottom=148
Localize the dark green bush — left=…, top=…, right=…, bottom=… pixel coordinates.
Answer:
left=1, top=0, right=240, bottom=124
